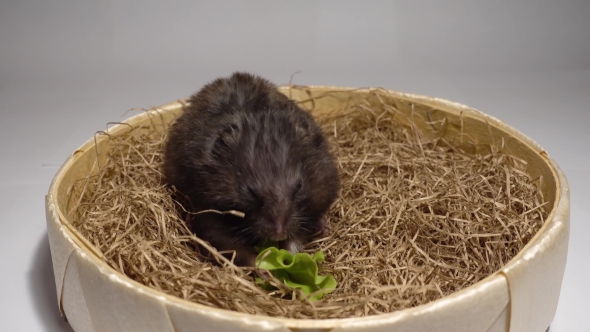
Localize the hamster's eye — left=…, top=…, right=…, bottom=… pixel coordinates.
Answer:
left=248, top=187, right=261, bottom=203
left=293, top=180, right=303, bottom=197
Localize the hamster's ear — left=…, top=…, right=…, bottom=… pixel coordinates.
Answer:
left=313, top=133, right=325, bottom=149
left=294, top=118, right=311, bottom=138
left=211, top=123, right=241, bottom=157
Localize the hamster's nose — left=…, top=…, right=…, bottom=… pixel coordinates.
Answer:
left=270, top=220, right=288, bottom=241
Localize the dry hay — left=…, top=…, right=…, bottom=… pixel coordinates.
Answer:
left=66, top=90, right=547, bottom=319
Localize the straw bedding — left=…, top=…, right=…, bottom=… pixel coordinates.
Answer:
left=67, top=90, right=547, bottom=319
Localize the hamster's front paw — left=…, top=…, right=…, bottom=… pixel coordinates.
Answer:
left=236, top=248, right=258, bottom=267
left=279, top=238, right=303, bottom=254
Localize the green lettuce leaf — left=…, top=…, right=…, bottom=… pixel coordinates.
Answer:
left=254, top=246, right=337, bottom=301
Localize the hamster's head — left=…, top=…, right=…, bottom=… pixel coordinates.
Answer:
left=196, top=111, right=340, bottom=244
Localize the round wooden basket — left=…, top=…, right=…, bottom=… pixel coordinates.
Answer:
left=45, top=86, right=569, bottom=332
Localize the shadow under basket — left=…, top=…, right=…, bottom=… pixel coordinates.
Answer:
left=45, top=86, right=569, bottom=332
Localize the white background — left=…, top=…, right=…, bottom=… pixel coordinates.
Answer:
left=1, top=1, right=588, bottom=331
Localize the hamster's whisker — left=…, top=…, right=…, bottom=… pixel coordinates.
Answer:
left=292, top=216, right=312, bottom=223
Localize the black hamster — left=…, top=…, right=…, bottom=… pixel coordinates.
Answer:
left=163, top=72, right=340, bottom=266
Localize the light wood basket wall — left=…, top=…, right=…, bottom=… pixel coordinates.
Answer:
left=46, top=86, right=570, bottom=332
